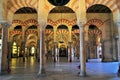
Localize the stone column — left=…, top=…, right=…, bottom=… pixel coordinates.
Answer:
left=38, top=25, right=46, bottom=75
left=7, top=42, right=12, bottom=60
left=21, top=41, right=25, bottom=62
left=116, top=23, right=120, bottom=61
left=41, top=29, right=46, bottom=74
left=114, top=35, right=119, bottom=61
left=0, top=22, right=10, bottom=74
left=79, top=24, right=86, bottom=76
left=37, top=40, right=40, bottom=62
left=68, top=42, right=72, bottom=62
left=85, top=41, right=88, bottom=62
left=101, top=39, right=105, bottom=61
left=53, top=42, right=58, bottom=62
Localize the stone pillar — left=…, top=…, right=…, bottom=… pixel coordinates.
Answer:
left=85, top=41, right=88, bottom=62
left=114, top=35, right=119, bottom=61
left=38, top=27, right=46, bottom=75
left=0, top=22, right=10, bottom=74
left=79, top=24, right=86, bottom=76
left=42, top=29, right=46, bottom=74
left=21, top=41, right=25, bottom=62
left=68, top=42, right=72, bottom=62
left=53, top=42, right=58, bottom=62
left=37, top=40, right=40, bottom=62
left=7, top=42, right=12, bottom=60
left=101, top=39, right=105, bottom=61
left=116, top=23, right=120, bottom=61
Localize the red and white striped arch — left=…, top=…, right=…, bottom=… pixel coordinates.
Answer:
left=47, top=19, right=77, bottom=27
left=88, top=29, right=102, bottom=36
left=86, top=18, right=104, bottom=28
left=10, top=30, right=22, bottom=37
left=56, top=29, right=69, bottom=35
left=23, top=19, right=39, bottom=27
left=45, top=29, right=54, bottom=39
left=12, top=20, right=23, bottom=26
left=25, top=30, right=38, bottom=36
left=5, top=0, right=38, bottom=22
left=12, top=19, right=38, bottom=27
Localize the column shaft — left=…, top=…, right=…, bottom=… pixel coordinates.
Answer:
left=38, top=29, right=46, bottom=74
left=68, top=42, right=72, bottom=62
left=1, top=25, right=8, bottom=73
left=79, top=26, right=86, bottom=76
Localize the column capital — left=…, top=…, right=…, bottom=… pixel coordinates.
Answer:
left=78, top=20, right=86, bottom=25
left=54, top=42, right=57, bottom=45
left=38, top=20, right=47, bottom=29
left=68, top=42, right=72, bottom=44
left=0, top=22, right=11, bottom=28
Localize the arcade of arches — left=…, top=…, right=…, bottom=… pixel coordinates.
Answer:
left=0, top=0, right=120, bottom=76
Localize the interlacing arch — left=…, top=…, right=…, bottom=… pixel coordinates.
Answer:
left=12, top=19, right=38, bottom=27
left=86, top=18, right=104, bottom=27
left=72, top=30, right=80, bottom=34
left=11, top=20, right=23, bottom=36
left=48, top=19, right=77, bottom=27
left=86, top=19, right=103, bottom=38
left=45, top=29, right=54, bottom=39
left=12, top=20, right=23, bottom=26
left=88, top=29, right=102, bottom=37
left=26, top=40, right=37, bottom=47
left=25, top=30, right=38, bottom=36
left=56, top=29, right=69, bottom=42
left=23, top=19, right=39, bottom=27
left=10, top=30, right=22, bottom=37
left=11, top=19, right=38, bottom=37
left=56, top=29, right=69, bottom=35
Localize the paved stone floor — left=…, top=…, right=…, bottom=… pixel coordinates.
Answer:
left=0, top=57, right=120, bottom=80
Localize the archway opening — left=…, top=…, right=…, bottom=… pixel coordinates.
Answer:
left=47, top=6, right=77, bottom=62
left=88, top=25, right=102, bottom=59
left=8, top=6, right=38, bottom=74
left=86, top=4, right=118, bottom=62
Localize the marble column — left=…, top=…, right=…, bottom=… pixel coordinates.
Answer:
left=38, top=28, right=46, bottom=75
left=68, top=42, right=72, bottom=62
left=114, top=35, right=119, bottom=61
left=37, top=40, right=40, bottom=62
left=116, top=23, right=120, bottom=61
left=79, top=24, right=86, bottom=76
left=0, top=22, right=10, bottom=74
left=7, top=42, right=12, bottom=60
left=101, top=39, right=105, bottom=62
left=21, top=41, right=25, bottom=62
left=42, top=29, right=46, bottom=74
left=53, top=42, right=58, bottom=62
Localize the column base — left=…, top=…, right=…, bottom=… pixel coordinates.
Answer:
left=79, top=71, right=86, bottom=77
left=41, top=68, right=46, bottom=74
left=117, top=64, right=120, bottom=77
left=0, top=64, right=9, bottom=75
left=37, top=68, right=46, bottom=77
